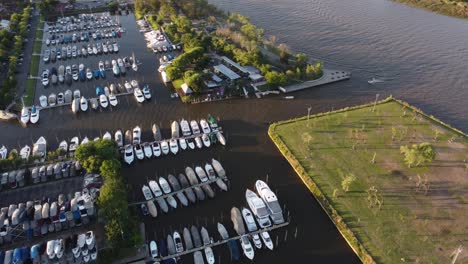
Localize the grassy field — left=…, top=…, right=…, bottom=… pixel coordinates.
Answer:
left=24, top=17, right=44, bottom=106
left=393, top=0, right=468, bottom=19
left=270, top=99, right=468, bottom=263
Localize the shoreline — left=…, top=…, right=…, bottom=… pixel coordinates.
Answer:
left=393, top=0, right=468, bottom=19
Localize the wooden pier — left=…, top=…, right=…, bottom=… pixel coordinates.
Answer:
left=34, top=91, right=133, bottom=111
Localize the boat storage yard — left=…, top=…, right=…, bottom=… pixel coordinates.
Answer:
left=1, top=10, right=294, bottom=264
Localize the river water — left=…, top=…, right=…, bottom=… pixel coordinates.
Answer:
left=0, top=0, right=467, bottom=263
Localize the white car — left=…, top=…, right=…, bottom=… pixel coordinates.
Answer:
left=42, top=70, right=50, bottom=86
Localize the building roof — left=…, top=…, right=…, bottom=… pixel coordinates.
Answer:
left=181, top=83, right=193, bottom=94
left=211, top=74, right=223, bottom=83
left=221, top=56, right=248, bottom=74
left=214, top=64, right=241, bottom=80
left=0, top=20, right=10, bottom=30
left=248, top=73, right=264, bottom=81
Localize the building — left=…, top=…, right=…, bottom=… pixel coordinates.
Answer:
left=221, top=56, right=248, bottom=76
left=181, top=83, right=193, bottom=95
left=0, top=20, right=10, bottom=31
left=213, top=64, right=241, bottom=81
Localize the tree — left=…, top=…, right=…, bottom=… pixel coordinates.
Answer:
left=75, top=139, right=118, bottom=173
left=99, top=159, right=121, bottom=181
left=184, top=71, right=203, bottom=93
left=341, top=173, right=356, bottom=192
left=295, top=53, right=308, bottom=70
left=278, top=43, right=290, bottom=64
left=265, top=71, right=288, bottom=87
left=400, top=142, right=436, bottom=168
left=38, top=0, right=59, bottom=16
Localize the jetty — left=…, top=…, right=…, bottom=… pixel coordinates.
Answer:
left=279, top=69, right=351, bottom=93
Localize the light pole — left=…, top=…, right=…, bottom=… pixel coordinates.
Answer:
left=307, top=106, right=312, bottom=127
left=372, top=93, right=380, bottom=112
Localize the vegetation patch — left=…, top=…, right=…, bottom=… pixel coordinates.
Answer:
left=393, top=0, right=468, bottom=19
left=269, top=97, right=468, bottom=264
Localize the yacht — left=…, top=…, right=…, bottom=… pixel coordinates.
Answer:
left=201, top=134, right=211, bottom=148
left=240, top=235, right=254, bottom=260
left=109, top=93, right=118, bottom=106
left=242, top=208, right=262, bottom=249
left=142, top=85, right=151, bottom=100
left=194, top=136, right=203, bottom=149
left=187, top=138, right=195, bottom=150
left=173, top=231, right=184, bottom=253
left=178, top=138, right=187, bottom=150
left=204, top=163, right=216, bottom=180
left=245, top=189, right=272, bottom=228
left=255, top=180, right=285, bottom=224
left=152, top=142, right=161, bottom=157
left=195, top=166, right=208, bottom=182
left=99, top=94, right=108, bottom=108
left=260, top=231, right=274, bottom=250
left=180, top=119, right=191, bottom=136
left=124, top=145, right=134, bottom=164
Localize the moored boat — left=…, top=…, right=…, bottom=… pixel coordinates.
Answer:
left=246, top=189, right=272, bottom=228
left=20, top=145, right=30, bottom=160
left=183, top=227, right=194, bottom=250
left=123, top=144, right=134, bottom=165
left=211, top=159, right=226, bottom=177
left=158, top=176, right=172, bottom=194
left=114, top=130, right=123, bottom=147
left=200, top=119, right=211, bottom=134
left=169, top=139, right=178, bottom=155
left=191, top=225, right=202, bottom=248
left=151, top=142, right=161, bottom=157
left=80, top=96, right=88, bottom=112
left=201, top=134, right=211, bottom=148
left=20, top=107, right=29, bottom=125
left=160, top=140, right=169, bottom=155
left=30, top=106, right=39, bottom=124
left=178, top=173, right=197, bottom=204
left=149, top=180, right=163, bottom=197
left=217, top=131, right=226, bottom=146
left=142, top=185, right=153, bottom=200
left=152, top=124, right=162, bottom=141
left=255, top=180, right=285, bottom=224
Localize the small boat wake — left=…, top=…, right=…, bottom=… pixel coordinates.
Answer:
left=368, top=77, right=385, bottom=84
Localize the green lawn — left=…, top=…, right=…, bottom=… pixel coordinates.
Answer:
left=24, top=17, right=44, bottom=106
left=270, top=99, right=468, bottom=264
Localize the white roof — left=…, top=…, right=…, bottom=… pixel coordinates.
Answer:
left=249, top=73, right=264, bottom=81
left=221, top=56, right=248, bottom=74
left=181, top=83, right=193, bottom=94
left=211, top=74, right=222, bottom=83
left=214, top=64, right=240, bottom=80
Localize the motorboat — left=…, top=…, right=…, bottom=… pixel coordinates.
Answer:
left=69, top=137, right=79, bottom=152
left=85, top=231, right=95, bottom=246
left=205, top=246, right=215, bottom=264
left=104, top=86, right=110, bottom=97
left=90, top=98, right=99, bottom=110
left=177, top=173, right=197, bottom=203
left=71, top=98, right=79, bottom=113
left=134, top=144, right=144, bottom=160
left=20, top=107, right=29, bottom=125
left=103, top=131, right=112, bottom=140
left=39, top=95, right=48, bottom=107
left=149, top=240, right=158, bottom=258
left=20, top=145, right=30, bottom=160
left=194, top=251, right=204, bottom=264
left=158, top=177, right=171, bottom=194
left=142, top=85, right=151, bottom=99
left=187, top=138, right=195, bottom=150
left=149, top=180, right=163, bottom=197
left=98, top=61, right=106, bottom=78
left=42, top=69, right=49, bottom=86
left=217, top=222, right=229, bottom=240
left=368, top=77, right=384, bottom=84
left=173, top=231, right=184, bottom=253
left=57, top=92, right=65, bottom=104
left=152, top=124, right=162, bottom=141
left=32, top=136, right=47, bottom=160
left=204, top=163, right=217, bottom=180
left=194, top=136, right=203, bottom=149
left=143, top=143, right=152, bottom=158
left=58, top=140, right=68, bottom=154
left=240, top=235, right=255, bottom=260
left=255, top=180, right=285, bottom=224
left=160, top=140, right=169, bottom=155
left=118, top=58, right=125, bottom=74
left=242, top=207, right=262, bottom=248
left=134, top=87, right=144, bottom=103
left=260, top=231, right=274, bottom=250
left=246, top=189, right=272, bottom=228
left=195, top=166, right=209, bottom=182
left=191, top=225, right=203, bottom=248
left=124, top=80, right=133, bottom=92
left=190, top=120, right=201, bottom=134
left=48, top=93, right=56, bottom=106
left=86, top=68, right=93, bottom=80
left=169, top=139, right=178, bottom=155
left=207, top=116, right=219, bottom=132
left=131, top=79, right=139, bottom=88
left=166, top=234, right=176, bottom=255
left=200, top=119, right=211, bottom=134
left=142, top=185, right=154, bottom=200
left=82, top=137, right=90, bottom=145
left=30, top=106, right=39, bottom=124
left=110, top=83, right=117, bottom=94
left=124, top=145, right=134, bottom=164
left=217, top=131, right=226, bottom=146
left=0, top=145, right=7, bottom=159
left=113, top=42, right=119, bottom=52
left=132, top=126, right=141, bottom=144
left=80, top=96, right=88, bottom=111
left=148, top=200, right=157, bottom=218
left=171, top=121, right=180, bottom=139
left=156, top=198, right=169, bottom=213
left=132, top=52, right=138, bottom=71
left=99, top=94, right=108, bottom=108
left=168, top=174, right=188, bottom=206
left=109, top=93, right=118, bottom=106
left=231, top=207, right=246, bottom=235
left=211, top=159, right=226, bottom=177
left=179, top=138, right=187, bottom=150
left=202, top=134, right=211, bottom=148
left=216, top=178, right=228, bottom=192
left=114, top=130, right=123, bottom=147
left=183, top=227, right=194, bottom=250
left=151, top=142, right=161, bottom=157
left=112, top=62, right=120, bottom=76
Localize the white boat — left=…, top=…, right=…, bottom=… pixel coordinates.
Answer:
left=99, top=94, right=109, bottom=108
left=202, top=134, right=211, bottom=148
left=112, top=63, right=120, bottom=76
left=20, top=145, right=30, bottom=160
left=20, top=107, right=29, bottom=125
left=143, top=143, right=152, bottom=158
left=131, top=79, right=139, bottom=88
left=205, top=247, right=215, bottom=264
left=240, top=235, right=254, bottom=260
left=81, top=137, right=90, bottom=145
left=124, top=144, right=134, bottom=164
left=134, top=87, right=145, bottom=103
left=242, top=207, right=258, bottom=232
left=255, top=180, right=285, bottom=224
left=104, top=86, right=110, bottom=97
left=284, top=96, right=294, bottom=100
left=169, top=139, right=178, bottom=155
left=48, top=93, right=56, bottom=106
left=109, top=93, right=118, bottom=106
left=190, top=120, right=201, bottom=134
left=187, top=138, right=195, bottom=150
left=217, top=222, right=229, bottom=240
left=179, top=138, right=187, bottom=150
left=142, top=85, right=151, bottom=100
left=32, top=137, right=47, bottom=160
left=200, top=119, right=211, bottom=134
left=80, top=96, right=88, bottom=111
left=142, top=185, right=154, bottom=200
left=132, top=126, right=141, bottom=144
left=180, top=119, right=191, bottom=136
left=113, top=42, right=119, bottom=52
left=86, top=68, right=93, bottom=80
left=124, top=80, right=133, bottom=92
left=246, top=189, right=272, bottom=228
left=30, top=106, right=39, bottom=124
left=103, top=131, right=112, bottom=140
left=195, top=136, right=203, bottom=149
left=151, top=142, right=161, bottom=157
left=204, top=163, right=216, bottom=180
left=158, top=177, right=171, bottom=194
left=132, top=52, right=138, bottom=71
left=166, top=195, right=177, bottom=208
left=160, top=140, right=169, bottom=155
left=216, top=178, right=228, bottom=192
left=194, top=251, right=204, bottom=264
left=149, top=180, right=163, bottom=197
left=39, top=95, right=48, bottom=107
left=147, top=200, right=157, bottom=218
left=195, top=166, right=208, bottom=182
left=149, top=241, right=158, bottom=258
left=368, top=77, right=384, bottom=84
left=71, top=98, right=79, bottom=114
left=260, top=231, right=274, bottom=250
left=69, top=137, right=79, bottom=152
left=134, top=144, right=144, bottom=160
left=114, top=130, right=123, bottom=147
left=173, top=231, right=184, bottom=253
left=152, top=124, right=162, bottom=141
left=156, top=198, right=169, bottom=213
left=217, top=132, right=226, bottom=146
left=85, top=231, right=95, bottom=246
left=171, top=121, right=180, bottom=139
left=211, top=159, right=226, bottom=177
left=58, top=140, right=68, bottom=154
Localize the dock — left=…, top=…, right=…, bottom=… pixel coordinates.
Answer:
left=35, top=91, right=133, bottom=111
left=279, top=69, right=351, bottom=93
left=152, top=221, right=290, bottom=262
left=128, top=175, right=228, bottom=206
